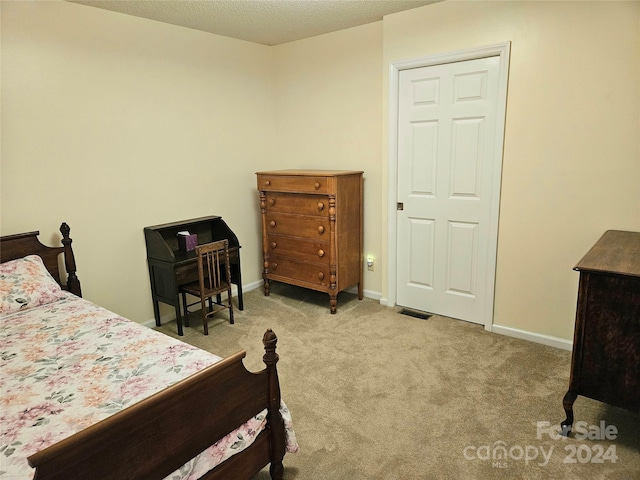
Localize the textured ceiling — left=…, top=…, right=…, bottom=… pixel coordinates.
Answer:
left=68, top=0, right=440, bottom=46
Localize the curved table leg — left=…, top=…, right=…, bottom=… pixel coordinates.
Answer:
left=561, top=389, right=577, bottom=436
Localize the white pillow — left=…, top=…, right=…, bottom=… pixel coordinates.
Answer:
left=0, top=255, right=64, bottom=314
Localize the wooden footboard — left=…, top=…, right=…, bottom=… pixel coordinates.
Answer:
left=27, top=329, right=286, bottom=480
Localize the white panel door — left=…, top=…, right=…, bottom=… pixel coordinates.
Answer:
left=396, top=56, right=502, bottom=324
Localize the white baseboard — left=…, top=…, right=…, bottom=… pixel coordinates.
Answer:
left=376, top=297, right=573, bottom=351
left=491, top=324, right=573, bottom=351
left=227, top=280, right=380, bottom=300
left=241, top=280, right=263, bottom=292
left=144, top=282, right=381, bottom=327
left=144, top=284, right=571, bottom=352
left=345, top=285, right=382, bottom=301
left=143, top=283, right=259, bottom=328
left=141, top=317, right=158, bottom=328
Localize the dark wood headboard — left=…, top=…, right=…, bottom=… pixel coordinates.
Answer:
left=0, top=223, right=82, bottom=297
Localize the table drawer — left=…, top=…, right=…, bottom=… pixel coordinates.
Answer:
left=265, top=192, right=329, bottom=216
left=265, top=213, right=330, bottom=239
left=268, top=255, right=330, bottom=287
left=258, top=174, right=330, bottom=194
left=175, top=263, right=198, bottom=285
left=267, top=234, right=329, bottom=263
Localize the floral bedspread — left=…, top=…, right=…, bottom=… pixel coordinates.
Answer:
left=0, top=292, right=297, bottom=480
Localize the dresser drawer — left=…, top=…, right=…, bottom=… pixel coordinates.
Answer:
left=267, top=234, right=329, bottom=263
left=265, top=213, right=330, bottom=239
left=258, top=174, right=330, bottom=194
left=265, top=192, right=329, bottom=216
left=268, top=255, right=330, bottom=287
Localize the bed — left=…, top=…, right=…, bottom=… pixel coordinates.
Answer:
left=0, top=223, right=298, bottom=480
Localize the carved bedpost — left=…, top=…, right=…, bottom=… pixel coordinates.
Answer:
left=60, top=223, right=82, bottom=297
left=263, top=329, right=285, bottom=480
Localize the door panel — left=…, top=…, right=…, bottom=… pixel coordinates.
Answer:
left=451, top=117, right=483, bottom=197
left=446, top=221, right=478, bottom=297
left=407, top=217, right=435, bottom=289
left=396, top=56, right=502, bottom=324
left=410, top=121, right=438, bottom=195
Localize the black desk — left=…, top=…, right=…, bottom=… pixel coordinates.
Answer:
left=144, top=216, right=243, bottom=335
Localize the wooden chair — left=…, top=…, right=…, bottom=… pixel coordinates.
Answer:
left=180, top=240, right=234, bottom=335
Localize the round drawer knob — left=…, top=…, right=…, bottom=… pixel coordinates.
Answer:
left=314, top=182, right=320, bottom=190
left=272, top=263, right=278, bottom=271
left=317, top=202, right=324, bottom=211
left=317, top=226, right=324, bottom=234
left=271, top=242, right=277, bottom=249
left=265, top=180, right=271, bottom=186
left=318, top=249, right=325, bottom=257
left=270, top=220, right=276, bottom=228
left=269, top=198, right=275, bottom=206
left=318, top=272, right=324, bottom=280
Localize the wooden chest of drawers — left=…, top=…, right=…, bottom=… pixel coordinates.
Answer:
left=256, top=170, right=363, bottom=313
left=561, top=230, right=640, bottom=433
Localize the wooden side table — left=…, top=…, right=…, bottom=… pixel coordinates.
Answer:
left=562, top=230, right=640, bottom=434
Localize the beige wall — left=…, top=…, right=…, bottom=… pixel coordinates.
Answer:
left=272, top=23, right=384, bottom=297
left=2, top=1, right=639, bottom=343
left=1, top=1, right=275, bottom=320
left=384, top=1, right=640, bottom=339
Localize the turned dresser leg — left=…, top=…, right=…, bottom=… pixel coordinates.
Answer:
left=561, top=389, right=577, bottom=436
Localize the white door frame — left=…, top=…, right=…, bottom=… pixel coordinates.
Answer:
left=386, top=42, right=510, bottom=331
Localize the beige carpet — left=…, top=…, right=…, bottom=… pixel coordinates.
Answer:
left=156, top=284, right=640, bottom=479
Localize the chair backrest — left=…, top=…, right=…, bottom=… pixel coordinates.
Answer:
left=196, top=240, right=230, bottom=293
